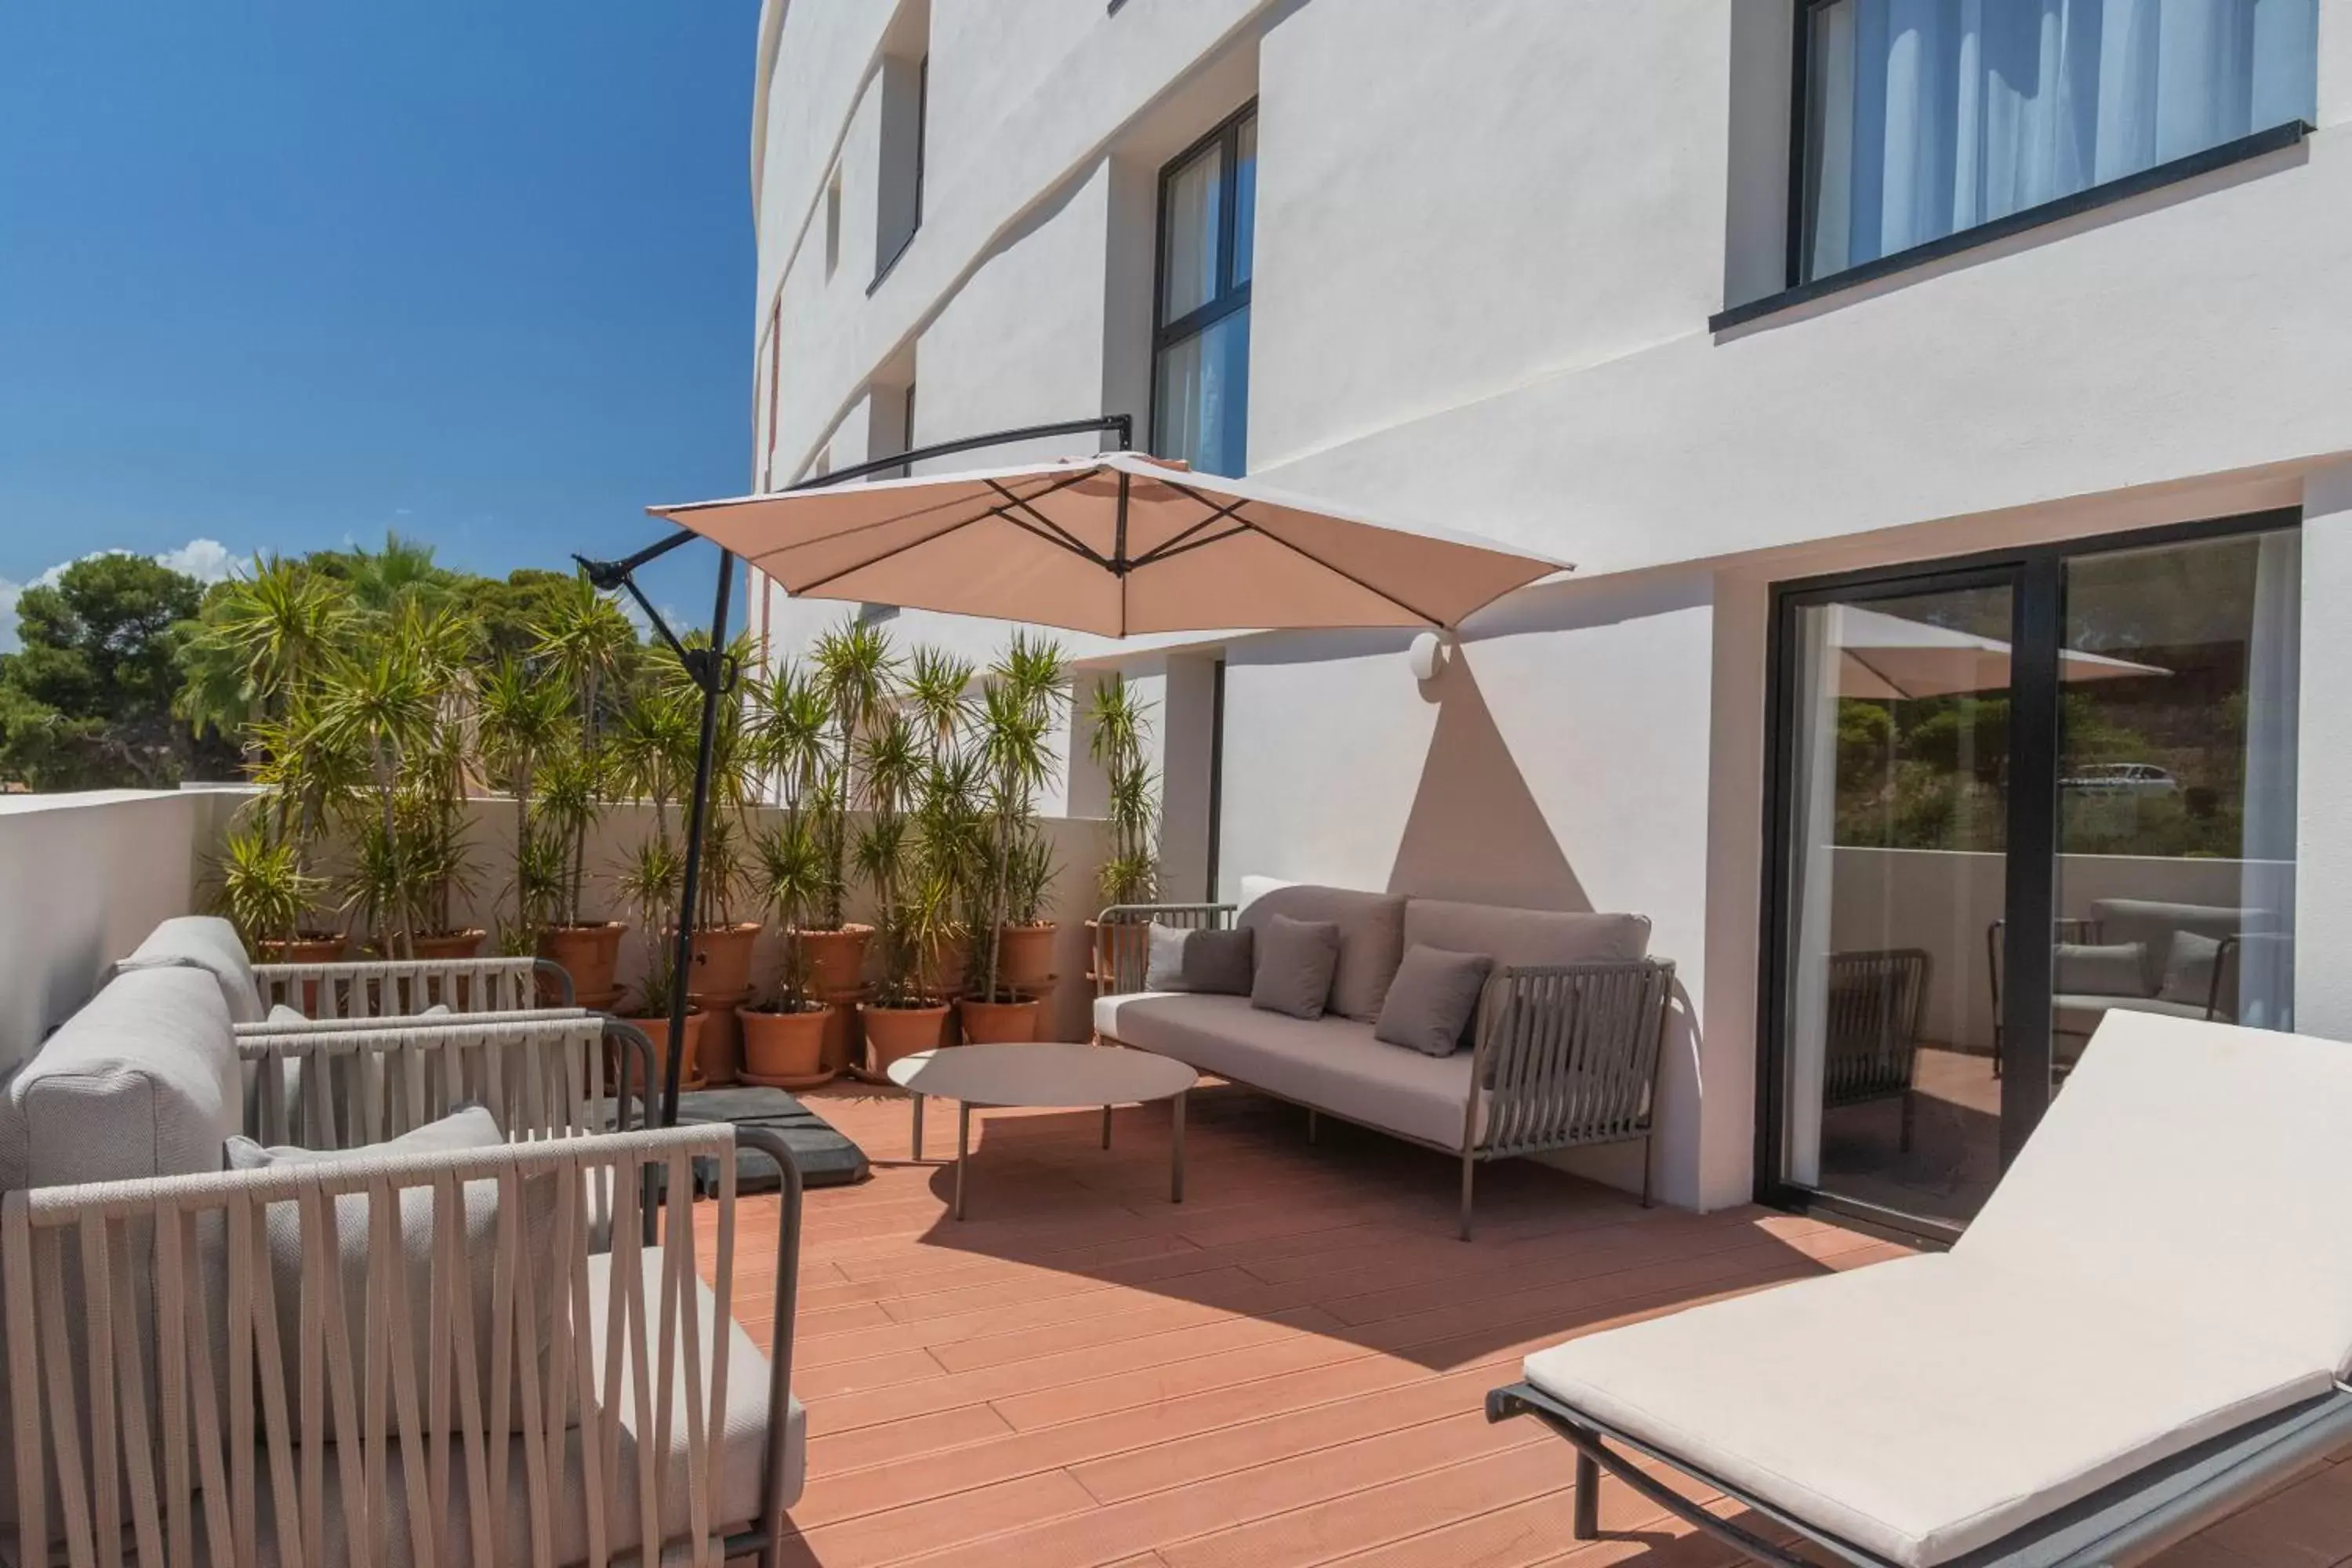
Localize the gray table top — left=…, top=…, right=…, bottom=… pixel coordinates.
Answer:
left=886, top=1042, right=1196, bottom=1109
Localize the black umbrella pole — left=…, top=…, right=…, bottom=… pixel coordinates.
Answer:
left=664, top=550, right=736, bottom=1130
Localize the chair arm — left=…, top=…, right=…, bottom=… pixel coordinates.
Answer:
left=1092, top=903, right=1238, bottom=996
left=1467, top=959, right=1675, bottom=1158
left=251, top=955, right=574, bottom=1016
left=238, top=1013, right=655, bottom=1148
left=2, top=1124, right=780, bottom=1568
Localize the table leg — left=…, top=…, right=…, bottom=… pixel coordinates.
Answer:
left=911, top=1092, right=924, bottom=1162
left=1101, top=1104, right=1112, bottom=1150
left=954, top=1101, right=971, bottom=1221
left=1171, top=1091, right=1186, bottom=1205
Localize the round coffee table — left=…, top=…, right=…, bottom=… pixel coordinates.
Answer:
left=887, top=1044, right=1199, bottom=1220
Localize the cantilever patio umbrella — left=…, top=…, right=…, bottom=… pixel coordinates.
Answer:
left=582, top=415, right=1570, bottom=1129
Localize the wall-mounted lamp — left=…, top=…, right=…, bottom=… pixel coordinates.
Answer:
left=1407, top=630, right=1449, bottom=683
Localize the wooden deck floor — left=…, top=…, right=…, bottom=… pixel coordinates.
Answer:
left=707, top=1077, right=2352, bottom=1568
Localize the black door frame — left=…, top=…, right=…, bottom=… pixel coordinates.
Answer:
left=1755, top=506, right=2302, bottom=1242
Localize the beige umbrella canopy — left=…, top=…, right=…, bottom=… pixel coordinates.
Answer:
left=648, top=452, right=1569, bottom=636
left=1828, top=604, right=2168, bottom=700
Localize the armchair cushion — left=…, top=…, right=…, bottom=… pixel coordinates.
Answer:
left=1250, top=915, right=1342, bottom=1021
left=1402, top=900, right=1649, bottom=970
left=0, top=965, right=239, bottom=1190
left=227, top=1105, right=566, bottom=1443
left=115, top=913, right=265, bottom=1024
left=1374, top=945, right=1493, bottom=1057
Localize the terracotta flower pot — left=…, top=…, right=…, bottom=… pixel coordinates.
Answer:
left=539, top=921, right=626, bottom=1003
left=862, top=1003, right=949, bottom=1075
left=995, top=923, right=1059, bottom=996
left=740, top=1004, right=833, bottom=1087
left=617, top=1007, right=706, bottom=1104
left=919, top=936, right=970, bottom=1003
left=957, top=996, right=1040, bottom=1044
left=793, top=925, right=873, bottom=993
left=411, top=929, right=488, bottom=961
left=256, top=935, right=348, bottom=1014
left=688, top=921, right=764, bottom=998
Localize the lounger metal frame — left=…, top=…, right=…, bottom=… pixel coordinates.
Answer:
left=1487, top=1377, right=2352, bottom=1568
left=1094, top=903, right=1676, bottom=1240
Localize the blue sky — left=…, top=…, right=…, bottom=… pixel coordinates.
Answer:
left=0, top=2, right=760, bottom=647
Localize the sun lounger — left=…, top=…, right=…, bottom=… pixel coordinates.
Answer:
left=1488, top=1011, right=2352, bottom=1568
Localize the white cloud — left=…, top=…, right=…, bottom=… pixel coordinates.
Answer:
left=0, top=538, right=238, bottom=654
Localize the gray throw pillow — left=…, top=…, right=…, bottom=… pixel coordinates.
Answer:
left=2053, top=942, right=2148, bottom=999
left=1250, top=915, right=1342, bottom=1020
left=1374, top=945, right=1494, bottom=1057
left=2158, top=930, right=2225, bottom=1007
left=1144, top=923, right=1254, bottom=996
left=227, top=1103, right=564, bottom=1442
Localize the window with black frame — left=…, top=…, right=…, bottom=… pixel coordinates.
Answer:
left=1152, top=104, right=1255, bottom=477
left=1795, top=0, right=2318, bottom=286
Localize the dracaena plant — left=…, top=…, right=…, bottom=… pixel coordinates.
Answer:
left=810, top=618, right=901, bottom=929
left=530, top=574, right=636, bottom=925
left=854, top=707, right=930, bottom=1006
left=1086, top=673, right=1161, bottom=906
left=753, top=812, right=828, bottom=1010
left=475, top=656, right=577, bottom=952
left=974, top=633, right=1067, bottom=1004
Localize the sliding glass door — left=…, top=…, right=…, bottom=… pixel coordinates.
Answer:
left=1763, top=513, right=2301, bottom=1239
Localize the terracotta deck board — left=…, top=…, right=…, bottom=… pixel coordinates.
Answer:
left=716, top=1078, right=2327, bottom=1566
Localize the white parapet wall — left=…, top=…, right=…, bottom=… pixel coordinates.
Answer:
left=0, top=788, right=245, bottom=1076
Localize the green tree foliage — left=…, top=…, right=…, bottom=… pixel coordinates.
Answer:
left=0, top=554, right=238, bottom=789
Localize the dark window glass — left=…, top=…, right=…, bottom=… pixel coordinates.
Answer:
left=1152, top=106, right=1254, bottom=476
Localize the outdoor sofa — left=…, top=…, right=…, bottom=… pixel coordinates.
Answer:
left=1488, top=1009, right=2352, bottom=1568
left=0, top=951, right=807, bottom=1565
left=1094, top=883, right=1675, bottom=1238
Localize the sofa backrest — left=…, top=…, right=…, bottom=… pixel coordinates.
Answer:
left=1403, top=898, right=1651, bottom=970
left=2090, top=898, right=2263, bottom=995
left=114, top=913, right=264, bottom=1025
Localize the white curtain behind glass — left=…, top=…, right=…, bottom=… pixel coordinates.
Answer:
left=1807, top=0, right=2317, bottom=278
left=2238, top=528, right=2299, bottom=1028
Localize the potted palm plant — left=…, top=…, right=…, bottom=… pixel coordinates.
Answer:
left=855, top=707, right=949, bottom=1072
left=614, top=826, right=700, bottom=1098
left=210, top=818, right=328, bottom=958
left=530, top=575, right=637, bottom=1003
left=312, top=600, right=452, bottom=961
left=975, top=635, right=1068, bottom=1016
left=1086, top=673, right=1162, bottom=988
left=740, top=812, right=833, bottom=1086
left=476, top=657, right=577, bottom=958
left=903, top=648, right=978, bottom=1004
left=606, top=677, right=703, bottom=1089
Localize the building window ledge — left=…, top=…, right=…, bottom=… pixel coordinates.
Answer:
left=1711, top=119, right=2310, bottom=336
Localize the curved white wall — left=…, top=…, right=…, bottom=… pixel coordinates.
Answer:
left=749, top=0, right=2352, bottom=1210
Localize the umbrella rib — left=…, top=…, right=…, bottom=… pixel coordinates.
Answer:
left=1130, top=525, right=1250, bottom=567
left=1125, top=495, right=1254, bottom=568
left=983, top=481, right=1110, bottom=567
left=775, top=469, right=1099, bottom=595
left=1145, top=473, right=1452, bottom=625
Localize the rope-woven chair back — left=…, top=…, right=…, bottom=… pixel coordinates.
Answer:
left=1477, top=960, right=1675, bottom=1159
left=243, top=1017, right=618, bottom=1152
left=256, top=958, right=550, bottom=1021
left=3, top=1127, right=746, bottom=1568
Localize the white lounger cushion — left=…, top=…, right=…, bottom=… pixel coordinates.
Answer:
left=1521, top=1011, right=2352, bottom=1567
left=1523, top=1253, right=2327, bottom=1567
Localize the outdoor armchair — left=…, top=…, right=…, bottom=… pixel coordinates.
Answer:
left=1487, top=1010, right=2352, bottom=1568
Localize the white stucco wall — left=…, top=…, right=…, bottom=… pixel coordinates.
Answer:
left=746, top=0, right=2352, bottom=1209
left=0, top=790, right=237, bottom=1076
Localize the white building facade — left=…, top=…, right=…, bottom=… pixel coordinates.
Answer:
left=744, top=0, right=2352, bottom=1236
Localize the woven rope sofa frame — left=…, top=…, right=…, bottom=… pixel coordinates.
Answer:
left=2, top=1122, right=804, bottom=1568
left=252, top=956, right=575, bottom=1021
left=1094, top=904, right=1677, bottom=1238
left=1820, top=948, right=1931, bottom=1153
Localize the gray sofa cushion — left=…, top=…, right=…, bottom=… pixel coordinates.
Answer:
left=1096, top=992, right=1479, bottom=1151
left=1240, top=884, right=1406, bottom=1022
left=115, top=914, right=266, bottom=1025
left=1375, top=945, right=1494, bottom=1058
left=1251, top=915, right=1341, bottom=1020
left=1144, top=923, right=1254, bottom=996
left=0, top=964, right=240, bottom=1191
left=1403, top=899, right=1650, bottom=971
left=2054, top=942, right=2149, bottom=999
